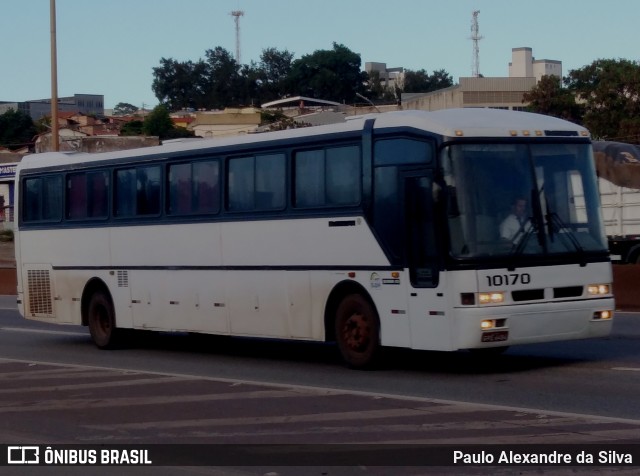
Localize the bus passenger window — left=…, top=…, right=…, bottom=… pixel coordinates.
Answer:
left=294, top=146, right=360, bottom=208
left=136, top=166, right=160, bottom=215
left=168, top=163, right=191, bottom=215
left=115, top=169, right=136, bottom=217
left=228, top=154, right=284, bottom=211
left=326, top=146, right=360, bottom=205
left=228, top=157, right=255, bottom=211
left=169, top=160, right=221, bottom=215
left=295, top=150, right=325, bottom=207
left=67, top=171, right=109, bottom=220
left=66, top=174, right=87, bottom=219
left=88, top=171, right=109, bottom=218
left=193, top=161, right=220, bottom=214
left=23, top=175, right=62, bottom=222
left=256, top=154, right=285, bottom=210
left=115, top=166, right=160, bottom=217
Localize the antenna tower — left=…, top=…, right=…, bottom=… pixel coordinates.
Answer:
left=230, top=10, right=244, bottom=64
left=470, top=10, right=483, bottom=77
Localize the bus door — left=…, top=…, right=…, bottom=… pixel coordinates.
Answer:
left=403, top=170, right=452, bottom=350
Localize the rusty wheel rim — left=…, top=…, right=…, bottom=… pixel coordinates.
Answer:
left=342, top=311, right=371, bottom=352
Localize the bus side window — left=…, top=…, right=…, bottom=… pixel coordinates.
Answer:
left=67, top=171, right=109, bottom=220
left=115, top=166, right=160, bottom=217
left=23, top=175, right=62, bottom=223
left=193, top=160, right=220, bottom=214
left=228, top=154, right=285, bottom=211
left=168, top=163, right=191, bottom=215
left=294, top=146, right=360, bottom=208
left=88, top=171, right=109, bottom=218
left=66, top=174, right=87, bottom=219
left=115, top=169, right=136, bottom=217
left=137, top=166, right=160, bottom=215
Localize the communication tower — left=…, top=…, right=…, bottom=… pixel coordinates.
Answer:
left=231, top=10, right=244, bottom=64
left=470, top=10, right=483, bottom=77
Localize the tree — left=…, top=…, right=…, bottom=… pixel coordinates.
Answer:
left=522, top=75, right=583, bottom=123
left=152, top=58, right=203, bottom=111
left=0, top=109, right=37, bottom=150
left=112, top=102, right=139, bottom=116
left=120, top=120, right=144, bottom=136
left=287, top=43, right=367, bottom=103
left=565, top=59, right=640, bottom=141
left=201, top=47, right=243, bottom=109
left=402, top=69, right=453, bottom=93
left=142, top=106, right=174, bottom=139
left=257, top=47, right=294, bottom=101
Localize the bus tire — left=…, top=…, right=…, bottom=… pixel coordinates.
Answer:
left=87, top=291, right=120, bottom=349
left=335, top=294, right=380, bottom=369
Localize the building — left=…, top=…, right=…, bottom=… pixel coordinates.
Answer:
left=509, top=47, right=562, bottom=81
left=0, top=93, right=104, bottom=120
left=189, top=108, right=262, bottom=138
left=365, top=62, right=404, bottom=90
left=0, top=151, right=18, bottom=228
left=402, top=47, right=561, bottom=112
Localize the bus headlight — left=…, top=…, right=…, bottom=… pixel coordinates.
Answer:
left=587, top=284, right=611, bottom=296
left=481, top=318, right=507, bottom=329
left=478, top=292, right=505, bottom=304
left=593, top=310, right=613, bottom=320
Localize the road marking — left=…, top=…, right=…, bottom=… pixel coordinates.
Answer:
left=0, top=389, right=305, bottom=414
left=611, top=367, right=640, bottom=372
left=1, top=356, right=640, bottom=426
left=0, top=326, right=86, bottom=337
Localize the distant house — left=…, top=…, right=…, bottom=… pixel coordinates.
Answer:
left=189, top=108, right=261, bottom=138
left=171, top=115, right=195, bottom=129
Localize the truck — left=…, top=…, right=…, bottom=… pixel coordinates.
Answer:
left=593, top=141, right=640, bottom=263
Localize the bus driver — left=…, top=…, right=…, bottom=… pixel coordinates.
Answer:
left=500, top=196, right=531, bottom=242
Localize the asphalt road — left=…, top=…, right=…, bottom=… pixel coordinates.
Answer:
left=0, top=296, right=639, bottom=420
left=0, top=296, right=639, bottom=475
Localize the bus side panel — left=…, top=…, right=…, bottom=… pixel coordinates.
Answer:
left=225, top=271, right=290, bottom=338
left=287, top=271, right=313, bottom=339
left=365, top=270, right=412, bottom=348
left=406, top=272, right=454, bottom=351
left=19, top=229, right=111, bottom=325
left=220, top=218, right=390, bottom=267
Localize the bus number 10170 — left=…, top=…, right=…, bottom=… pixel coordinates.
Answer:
left=486, top=273, right=531, bottom=287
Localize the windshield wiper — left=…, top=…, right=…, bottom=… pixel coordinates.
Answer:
left=545, top=209, right=586, bottom=265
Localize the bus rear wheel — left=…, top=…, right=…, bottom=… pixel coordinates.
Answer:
left=87, top=291, right=120, bottom=349
left=335, top=294, right=380, bottom=369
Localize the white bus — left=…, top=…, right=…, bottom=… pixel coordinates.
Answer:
left=15, top=109, right=614, bottom=368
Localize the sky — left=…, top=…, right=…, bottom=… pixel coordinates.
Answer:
left=1, top=0, right=638, bottom=110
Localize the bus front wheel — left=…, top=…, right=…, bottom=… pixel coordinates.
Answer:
left=87, top=291, right=120, bottom=349
left=335, top=294, right=380, bottom=369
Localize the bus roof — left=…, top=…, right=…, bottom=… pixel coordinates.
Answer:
left=366, top=108, right=589, bottom=139
left=18, top=109, right=589, bottom=171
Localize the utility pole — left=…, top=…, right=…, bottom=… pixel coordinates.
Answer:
left=50, top=0, right=59, bottom=151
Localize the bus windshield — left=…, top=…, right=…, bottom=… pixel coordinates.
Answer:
left=442, top=142, right=608, bottom=260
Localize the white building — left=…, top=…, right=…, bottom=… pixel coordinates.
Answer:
left=402, top=47, right=562, bottom=112
left=509, top=47, right=562, bottom=81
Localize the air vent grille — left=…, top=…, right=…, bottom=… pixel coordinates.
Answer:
left=27, top=269, right=53, bottom=316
